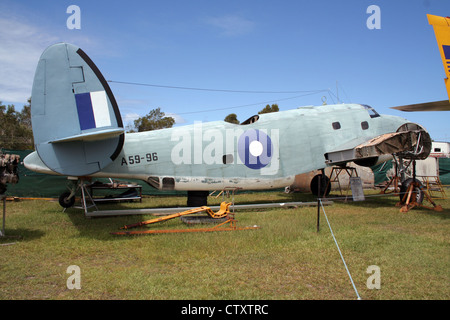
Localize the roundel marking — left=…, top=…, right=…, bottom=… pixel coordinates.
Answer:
left=238, top=129, right=273, bottom=169
left=249, top=140, right=263, bottom=157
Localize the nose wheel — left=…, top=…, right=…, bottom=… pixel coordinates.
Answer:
left=399, top=178, right=424, bottom=205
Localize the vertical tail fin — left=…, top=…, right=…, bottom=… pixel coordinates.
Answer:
left=31, top=43, right=124, bottom=176
left=427, top=14, right=450, bottom=102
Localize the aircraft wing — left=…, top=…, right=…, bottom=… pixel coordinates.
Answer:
left=324, top=127, right=431, bottom=165
left=390, top=100, right=450, bottom=112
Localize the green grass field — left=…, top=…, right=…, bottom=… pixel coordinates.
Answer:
left=1, top=190, right=449, bottom=300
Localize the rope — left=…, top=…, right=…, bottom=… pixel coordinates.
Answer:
left=319, top=199, right=362, bottom=300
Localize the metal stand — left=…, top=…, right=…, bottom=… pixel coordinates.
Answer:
left=63, top=179, right=98, bottom=216
left=379, top=155, right=408, bottom=195
left=88, top=179, right=142, bottom=203
left=421, top=176, right=446, bottom=199
left=1, top=194, right=5, bottom=237
left=211, top=187, right=242, bottom=214
left=0, top=194, right=21, bottom=244
left=325, top=166, right=359, bottom=201
left=79, top=181, right=98, bottom=215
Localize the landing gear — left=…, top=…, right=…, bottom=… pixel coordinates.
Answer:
left=310, top=174, right=331, bottom=197
left=396, top=160, right=443, bottom=213
left=187, top=191, right=209, bottom=207
left=58, top=178, right=97, bottom=214
left=59, top=191, right=75, bottom=208
left=399, top=178, right=424, bottom=205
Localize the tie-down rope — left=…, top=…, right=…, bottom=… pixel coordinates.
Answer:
left=319, top=199, right=362, bottom=300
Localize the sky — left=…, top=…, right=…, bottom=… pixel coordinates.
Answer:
left=0, top=0, right=449, bottom=141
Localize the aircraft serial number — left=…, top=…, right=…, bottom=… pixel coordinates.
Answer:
left=121, top=153, right=158, bottom=166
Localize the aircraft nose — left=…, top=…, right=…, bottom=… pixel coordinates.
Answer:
left=395, top=122, right=432, bottom=160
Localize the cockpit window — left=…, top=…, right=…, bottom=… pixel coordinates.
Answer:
left=362, top=105, right=380, bottom=118
left=240, top=115, right=259, bottom=125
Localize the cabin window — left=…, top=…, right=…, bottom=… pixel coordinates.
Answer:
left=162, top=177, right=175, bottom=190
left=434, top=148, right=441, bottom=152
left=362, top=105, right=380, bottom=118
left=361, top=121, right=369, bottom=130
left=222, top=154, right=234, bottom=164
left=332, top=122, right=341, bottom=130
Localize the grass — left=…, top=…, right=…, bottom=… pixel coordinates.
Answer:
left=0, top=189, right=449, bottom=300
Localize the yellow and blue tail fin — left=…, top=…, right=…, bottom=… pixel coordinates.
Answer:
left=427, top=14, right=450, bottom=102
left=391, top=14, right=450, bottom=112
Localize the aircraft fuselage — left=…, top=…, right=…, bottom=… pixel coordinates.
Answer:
left=25, top=103, right=410, bottom=192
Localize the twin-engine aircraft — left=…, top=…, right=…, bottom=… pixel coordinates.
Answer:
left=24, top=42, right=431, bottom=207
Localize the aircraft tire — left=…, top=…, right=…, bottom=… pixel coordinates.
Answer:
left=59, top=191, right=75, bottom=208
left=399, top=178, right=424, bottom=204
left=187, top=191, right=209, bottom=207
left=310, top=174, right=331, bottom=197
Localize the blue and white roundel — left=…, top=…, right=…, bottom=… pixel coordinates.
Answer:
left=238, top=129, right=273, bottom=169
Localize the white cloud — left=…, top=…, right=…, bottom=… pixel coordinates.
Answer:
left=0, top=17, right=56, bottom=104
left=122, top=112, right=140, bottom=125
left=165, top=112, right=185, bottom=125
left=0, top=14, right=95, bottom=106
left=205, top=14, right=255, bottom=37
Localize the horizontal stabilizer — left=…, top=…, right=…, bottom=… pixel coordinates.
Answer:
left=50, top=128, right=124, bottom=143
left=31, top=43, right=124, bottom=176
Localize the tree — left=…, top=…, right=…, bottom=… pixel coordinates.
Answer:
left=224, top=113, right=240, bottom=124
left=258, top=104, right=279, bottom=114
left=18, top=98, right=32, bottom=129
left=133, top=107, right=175, bottom=132
left=0, top=99, right=33, bottom=150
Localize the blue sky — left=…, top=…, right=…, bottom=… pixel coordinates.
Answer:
left=0, top=0, right=449, bottom=140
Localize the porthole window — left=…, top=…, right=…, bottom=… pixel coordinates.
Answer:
left=332, top=122, right=341, bottom=130
left=222, top=154, right=234, bottom=164
left=361, top=121, right=369, bottom=130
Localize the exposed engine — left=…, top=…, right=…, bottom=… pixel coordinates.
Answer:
left=0, top=152, right=20, bottom=195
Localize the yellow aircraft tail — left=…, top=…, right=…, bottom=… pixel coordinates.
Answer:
left=391, top=14, right=450, bottom=111
left=427, top=14, right=450, bottom=101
